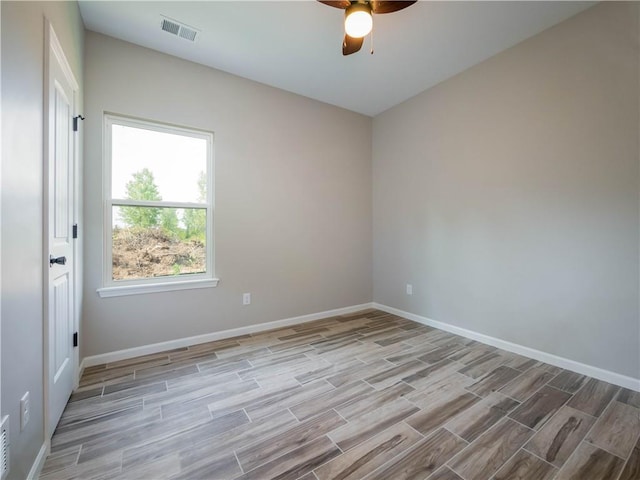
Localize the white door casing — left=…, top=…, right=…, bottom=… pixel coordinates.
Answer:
left=44, top=21, right=79, bottom=437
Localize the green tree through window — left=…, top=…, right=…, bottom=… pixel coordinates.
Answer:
left=119, top=168, right=162, bottom=228
left=183, top=170, right=206, bottom=240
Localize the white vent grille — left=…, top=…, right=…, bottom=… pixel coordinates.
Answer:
left=179, top=27, right=198, bottom=42
left=1, top=416, right=9, bottom=480
left=160, top=16, right=199, bottom=42
left=161, top=18, right=180, bottom=35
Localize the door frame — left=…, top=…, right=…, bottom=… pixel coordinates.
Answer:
left=43, top=18, right=80, bottom=441
left=0, top=0, right=3, bottom=421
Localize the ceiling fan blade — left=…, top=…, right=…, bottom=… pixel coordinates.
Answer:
left=342, top=34, right=363, bottom=55
left=318, top=0, right=351, bottom=9
left=370, top=1, right=417, bottom=14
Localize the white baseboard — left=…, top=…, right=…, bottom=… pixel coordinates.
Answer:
left=79, top=300, right=639, bottom=393
left=80, top=302, right=375, bottom=370
left=373, top=303, right=640, bottom=392
left=27, top=441, right=48, bottom=480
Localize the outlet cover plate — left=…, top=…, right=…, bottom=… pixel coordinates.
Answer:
left=20, top=392, right=29, bottom=431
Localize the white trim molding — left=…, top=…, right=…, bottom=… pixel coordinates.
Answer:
left=80, top=303, right=375, bottom=369
left=97, top=277, right=219, bottom=298
left=26, top=442, right=48, bottom=480
left=373, top=303, right=640, bottom=392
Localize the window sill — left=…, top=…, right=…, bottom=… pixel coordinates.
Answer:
left=97, top=278, right=219, bottom=298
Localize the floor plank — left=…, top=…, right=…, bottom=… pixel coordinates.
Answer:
left=235, top=435, right=341, bottom=480
left=457, top=353, right=505, bottom=379
left=445, top=391, right=519, bottom=443
left=406, top=371, right=473, bottom=406
left=406, top=391, right=481, bottom=436
left=548, top=370, right=588, bottom=394
left=39, top=446, right=81, bottom=477
left=117, top=452, right=182, bottom=480
left=427, top=467, right=464, bottom=480
left=499, top=366, right=557, bottom=402
left=493, top=449, right=557, bottom=480
left=524, top=405, right=595, bottom=468
left=555, top=442, right=625, bottom=480
left=236, top=409, right=346, bottom=472
left=508, top=385, right=572, bottom=430
left=244, top=379, right=335, bottom=420
left=567, top=378, right=620, bottom=417
left=170, top=453, right=242, bottom=480
left=465, top=365, right=522, bottom=397
left=364, top=359, right=428, bottom=390
left=335, top=382, right=415, bottom=420
left=584, top=400, right=640, bottom=459
left=447, top=418, right=534, bottom=480
left=617, top=388, right=640, bottom=409
left=619, top=446, right=640, bottom=480
left=314, top=422, right=421, bottom=480
left=120, top=409, right=250, bottom=471
left=365, top=428, right=467, bottom=480
left=328, top=397, right=419, bottom=451
left=289, top=380, right=374, bottom=421
left=40, top=452, right=123, bottom=480
left=175, top=409, right=298, bottom=473
left=417, top=343, right=466, bottom=364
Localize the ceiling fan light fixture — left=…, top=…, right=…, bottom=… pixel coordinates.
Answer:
left=344, top=3, right=372, bottom=38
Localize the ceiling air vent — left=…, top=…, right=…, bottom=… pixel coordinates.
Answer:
left=160, top=16, right=199, bottom=42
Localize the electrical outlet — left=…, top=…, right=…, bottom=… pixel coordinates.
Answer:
left=20, top=392, right=29, bottom=431
left=242, top=293, right=251, bottom=305
left=406, top=284, right=413, bottom=295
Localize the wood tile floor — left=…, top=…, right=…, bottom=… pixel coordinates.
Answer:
left=41, top=309, right=640, bottom=480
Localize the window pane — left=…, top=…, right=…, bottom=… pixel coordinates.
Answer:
left=112, top=206, right=206, bottom=281
left=111, top=124, right=207, bottom=203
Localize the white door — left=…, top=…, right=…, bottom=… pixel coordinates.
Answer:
left=45, top=23, right=78, bottom=436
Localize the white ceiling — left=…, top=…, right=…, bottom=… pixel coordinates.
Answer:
left=78, top=1, right=595, bottom=116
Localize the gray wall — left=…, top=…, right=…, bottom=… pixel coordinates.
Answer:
left=373, top=2, right=640, bottom=379
left=83, top=32, right=372, bottom=357
left=1, top=2, right=84, bottom=478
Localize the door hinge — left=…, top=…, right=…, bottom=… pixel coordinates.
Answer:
left=72, top=224, right=78, bottom=239
left=72, top=115, right=85, bottom=132
left=73, top=332, right=78, bottom=348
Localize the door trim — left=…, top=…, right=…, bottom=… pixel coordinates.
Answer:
left=43, top=18, right=80, bottom=440
left=0, top=0, right=3, bottom=419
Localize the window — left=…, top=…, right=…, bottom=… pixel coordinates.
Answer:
left=98, top=114, right=217, bottom=297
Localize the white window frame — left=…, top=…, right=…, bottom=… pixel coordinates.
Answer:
left=97, top=114, right=218, bottom=298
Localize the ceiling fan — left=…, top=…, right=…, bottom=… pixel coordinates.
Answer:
left=318, top=0, right=417, bottom=55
